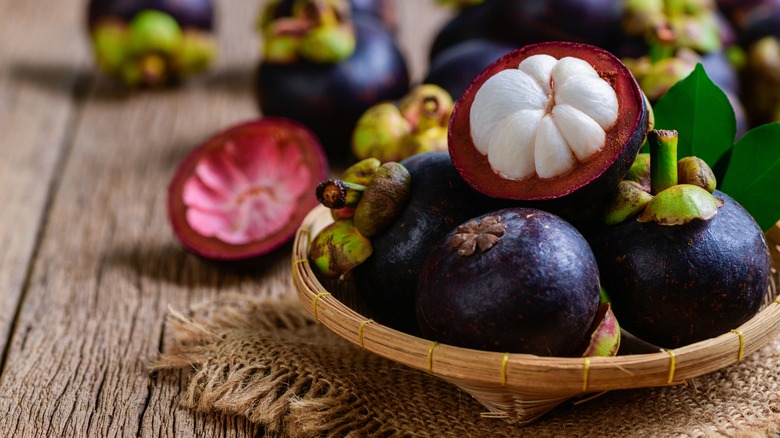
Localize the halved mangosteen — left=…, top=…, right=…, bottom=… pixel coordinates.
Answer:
left=167, top=118, right=329, bottom=261
left=448, top=41, right=648, bottom=212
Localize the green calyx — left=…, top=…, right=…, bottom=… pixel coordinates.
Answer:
left=602, top=181, right=654, bottom=226
left=309, top=160, right=411, bottom=278
left=315, top=161, right=411, bottom=234
left=352, top=103, right=412, bottom=162
left=581, top=303, right=621, bottom=358
left=637, top=184, right=723, bottom=225
left=622, top=0, right=721, bottom=55
left=352, top=84, right=454, bottom=162
left=329, top=158, right=381, bottom=220
left=603, top=129, right=722, bottom=226
left=309, top=219, right=373, bottom=278
left=353, top=162, right=411, bottom=237
left=624, top=152, right=651, bottom=191
left=261, top=0, right=356, bottom=64
left=90, top=11, right=216, bottom=87
left=129, top=10, right=182, bottom=54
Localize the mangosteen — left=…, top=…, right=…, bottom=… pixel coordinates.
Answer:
left=429, top=0, right=623, bottom=60
left=87, top=0, right=216, bottom=87
left=448, top=41, right=648, bottom=216
left=308, top=160, right=411, bottom=279
left=423, top=38, right=515, bottom=101
left=167, top=117, right=329, bottom=261
left=255, top=0, right=410, bottom=161
left=416, top=207, right=601, bottom=356
left=592, top=130, right=772, bottom=348
left=353, top=151, right=510, bottom=335
left=428, top=0, right=495, bottom=59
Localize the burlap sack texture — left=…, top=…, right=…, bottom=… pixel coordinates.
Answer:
left=152, top=293, right=780, bottom=437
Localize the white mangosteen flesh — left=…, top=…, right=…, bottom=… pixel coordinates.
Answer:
left=469, top=54, right=619, bottom=180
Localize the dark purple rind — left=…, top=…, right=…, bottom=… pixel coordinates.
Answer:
left=423, top=38, right=516, bottom=101
left=429, top=0, right=623, bottom=60
left=255, top=13, right=409, bottom=161
left=416, top=207, right=601, bottom=357
left=354, top=151, right=514, bottom=335
left=591, top=191, right=771, bottom=349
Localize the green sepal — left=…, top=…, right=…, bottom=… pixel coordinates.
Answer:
left=637, top=184, right=723, bottom=225
left=309, top=220, right=373, bottom=278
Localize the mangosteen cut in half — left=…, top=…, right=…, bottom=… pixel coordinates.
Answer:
left=449, top=41, right=647, bottom=202
left=168, top=118, right=329, bottom=260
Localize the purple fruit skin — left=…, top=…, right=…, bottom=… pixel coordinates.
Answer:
left=355, top=151, right=512, bottom=335
left=423, top=38, right=515, bottom=101
left=88, top=0, right=214, bottom=30
left=416, top=207, right=601, bottom=356
left=255, top=13, right=409, bottom=160
left=430, top=0, right=623, bottom=59
left=592, top=191, right=770, bottom=349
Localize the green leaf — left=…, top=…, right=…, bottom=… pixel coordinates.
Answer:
left=720, top=122, right=780, bottom=232
left=651, top=63, right=736, bottom=174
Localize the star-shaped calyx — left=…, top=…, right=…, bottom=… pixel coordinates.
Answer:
left=449, top=215, right=506, bottom=256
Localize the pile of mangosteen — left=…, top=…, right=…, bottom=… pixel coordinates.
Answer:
left=308, top=38, right=772, bottom=357
left=91, top=0, right=775, bottom=357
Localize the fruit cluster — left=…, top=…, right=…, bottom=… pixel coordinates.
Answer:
left=426, top=0, right=780, bottom=133
left=115, top=1, right=776, bottom=355
left=88, top=0, right=216, bottom=87
left=309, top=40, right=772, bottom=357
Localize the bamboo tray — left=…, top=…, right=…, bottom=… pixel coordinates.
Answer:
left=291, top=204, right=780, bottom=424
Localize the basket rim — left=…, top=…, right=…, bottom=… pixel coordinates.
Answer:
left=292, top=204, right=780, bottom=395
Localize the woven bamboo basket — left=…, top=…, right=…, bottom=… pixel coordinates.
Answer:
left=291, top=204, right=780, bottom=425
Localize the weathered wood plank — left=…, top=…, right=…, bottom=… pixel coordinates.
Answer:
left=0, top=1, right=450, bottom=436
left=0, top=0, right=89, bottom=365
left=0, top=0, right=268, bottom=435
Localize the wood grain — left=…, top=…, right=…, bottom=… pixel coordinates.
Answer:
left=0, top=0, right=89, bottom=365
left=0, top=0, right=450, bottom=436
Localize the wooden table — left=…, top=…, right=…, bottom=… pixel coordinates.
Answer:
left=0, top=1, right=451, bottom=435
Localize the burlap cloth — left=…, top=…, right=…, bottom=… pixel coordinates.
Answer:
left=152, top=293, right=780, bottom=437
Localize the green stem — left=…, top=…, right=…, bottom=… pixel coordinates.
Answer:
left=648, top=129, right=678, bottom=195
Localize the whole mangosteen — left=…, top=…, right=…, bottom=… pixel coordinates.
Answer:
left=255, top=0, right=410, bottom=160
left=592, top=130, right=771, bottom=348
left=448, top=41, right=649, bottom=216
left=416, top=207, right=602, bottom=356
left=429, top=0, right=623, bottom=60
left=354, top=151, right=510, bottom=335
left=87, top=0, right=216, bottom=87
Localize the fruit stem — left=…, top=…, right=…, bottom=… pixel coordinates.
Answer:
left=648, top=129, right=678, bottom=195
left=315, top=179, right=365, bottom=209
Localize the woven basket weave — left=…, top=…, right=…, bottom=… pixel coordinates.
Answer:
left=292, top=204, right=780, bottom=424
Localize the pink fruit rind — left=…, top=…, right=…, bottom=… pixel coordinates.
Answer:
left=168, top=117, right=328, bottom=260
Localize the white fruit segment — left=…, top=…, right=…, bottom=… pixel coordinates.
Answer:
left=470, top=54, right=619, bottom=180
